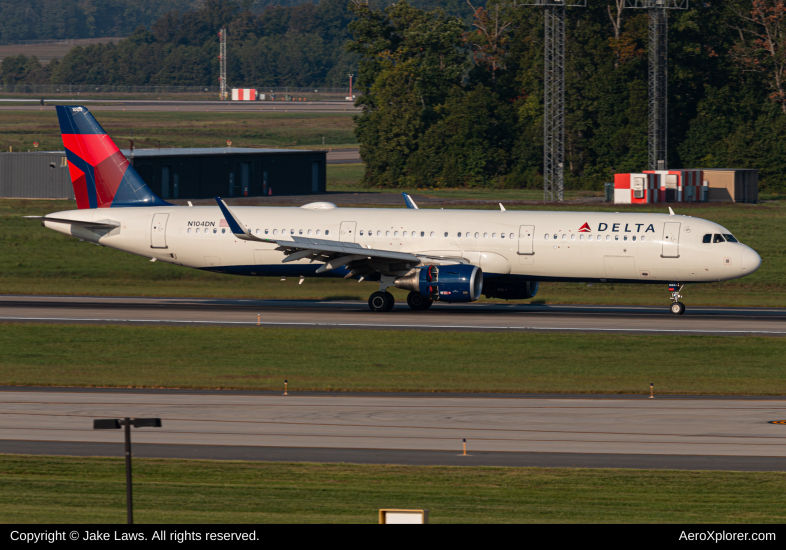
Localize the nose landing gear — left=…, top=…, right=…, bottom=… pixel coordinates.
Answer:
left=669, top=283, right=685, bottom=315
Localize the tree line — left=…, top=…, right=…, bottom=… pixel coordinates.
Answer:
left=349, top=1, right=786, bottom=193
left=1, top=0, right=783, bottom=192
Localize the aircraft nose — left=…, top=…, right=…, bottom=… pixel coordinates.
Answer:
left=741, top=247, right=762, bottom=274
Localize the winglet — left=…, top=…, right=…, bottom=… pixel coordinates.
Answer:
left=668, top=207, right=675, bottom=216
left=499, top=203, right=506, bottom=212
left=402, top=192, right=419, bottom=210
left=214, top=197, right=266, bottom=241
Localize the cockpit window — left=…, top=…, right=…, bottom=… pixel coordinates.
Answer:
left=702, top=234, right=711, bottom=244
left=724, top=234, right=739, bottom=243
left=713, top=234, right=725, bottom=243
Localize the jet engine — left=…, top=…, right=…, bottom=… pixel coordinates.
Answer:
left=395, top=264, right=483, bottom=303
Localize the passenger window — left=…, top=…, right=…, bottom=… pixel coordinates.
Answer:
left=571, top=234, right=576, bottom=241
left=187, top=228, right=192, bottom=234
left=265, top=229, right=269, bottom=235
left=724, top=234, right=738, bottom=243
left=420, top=231, right=425, bottom=237
left=386, top=231, right=390, bottom=237
left=702, top=234, right=711, bottom=244
left=561, top=234, right=566, bottom=241
left=632, top=236, right=636, bottom=241
left=359, top=230, right=364, bottom=236
left=316, top=230, right=321, bottom=236
left=377, top=231, right=381, bottom=236
left=395, top=231, right=399, bottom=237
left=624, top=235, right=628, bottom=241
left=443, top=232, right=447, bottom=237
left=222, top=228, right=226, bottom=234
left=475, top=232, right=479, bottom=239
left=493, top=233, right=497, bottom=238
left=615, top=235, right=619, bottom=241
left=545, top=234, right=550, bottom=240
left=213, top=228, right=218, bottom=234
left=290, top=229, right=295, bottom=235
left=713, top=234, right=725, bottom=243
left=307, top=229, right=312, bottom=235
left=588, top=235, right=593, bottom=241
left=458, top=232, right=462, bottom=238
left=429, top=231, right=434, bottom=237
left=553, top=234, right=557, bottom=240
left=196, top=228, right=200, bottom=234
left=273, top=229, right=278, bottom=235
left=404, top=231, right=409, bottom=237
left=579, top=234, right=583, bottom=241
left=299, top=229, right=303, bottom=235
left=501, top=233, right=505, bottom=239
left=641, top=236, right=645, bottom=241
left=606, top=235, right=610, bottom=241
left=325, top=230, right=329, bottom=235
left=484, top=233, right=488, bottom=238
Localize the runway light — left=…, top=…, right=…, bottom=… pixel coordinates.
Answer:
left=284, top=379, right=288, bottom=396
left=93, top=417, right=162, bottom=525
left=650, top=383, right=654, bottom=399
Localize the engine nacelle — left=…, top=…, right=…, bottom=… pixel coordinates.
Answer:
left=395, top=264, right=483, bottom=302
left=483, top=281, right=539, bottom=300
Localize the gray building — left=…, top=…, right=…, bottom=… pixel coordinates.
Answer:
left=0, top=147, right=327, bottom=200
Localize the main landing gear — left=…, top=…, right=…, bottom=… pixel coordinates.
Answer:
left=368, top=291, right=395, bottom=312
left=669, top=283, right=686, bottom=315
left=406, top=291, right=433, bottom=311
left=368, top=291, right=434, bottom=312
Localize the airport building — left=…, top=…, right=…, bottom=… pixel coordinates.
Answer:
left=0, top=147, right=327, bottom=200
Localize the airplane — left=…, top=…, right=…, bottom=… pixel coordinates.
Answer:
left=26, top=105, right=762, bottom=315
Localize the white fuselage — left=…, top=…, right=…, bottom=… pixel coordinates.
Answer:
left=41, top=205, right=761, bottom=285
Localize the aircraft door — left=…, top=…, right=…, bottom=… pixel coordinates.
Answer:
left=662, top=222, right=680, bottom=258
left=151, top=213, right=169, bottom=249
left=518, top=225, right=534, bottom=255
left=339, top=221, right=357, bottom=242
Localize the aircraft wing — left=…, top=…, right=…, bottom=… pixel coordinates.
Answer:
left=24, top=216, right=120, bottom=229
left=214, top=197, right=463, bottom=276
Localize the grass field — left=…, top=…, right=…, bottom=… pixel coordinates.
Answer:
left=1, top=455, right=784, bottom=523
left=0, top=111, right=357, bottom=152
left=2, top=324, right=784, bottom=394
left=1, top=197, right=784, bottom=306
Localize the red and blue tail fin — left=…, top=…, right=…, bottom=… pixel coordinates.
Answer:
left=56, top=105, right=169, bottom=209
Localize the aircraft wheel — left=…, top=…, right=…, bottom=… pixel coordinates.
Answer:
left=369, top=291, right=395, bottom=312
left=407, top=292, right=432, bottom=311
left=670, top=302, right=685, bottom=315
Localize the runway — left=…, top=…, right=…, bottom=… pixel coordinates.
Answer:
left=0, top=295, right=784, bottom=336
left=0, top=100, right=361, bottom=113
left=2, top=387, right=785, bottom=471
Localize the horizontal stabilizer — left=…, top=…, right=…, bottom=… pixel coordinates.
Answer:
left=24, top=216, right=120, bottom=229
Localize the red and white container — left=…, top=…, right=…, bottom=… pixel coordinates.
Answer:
left=613, top=173, right=659, bottom=204
left=231, top=88, right=258, bottom=101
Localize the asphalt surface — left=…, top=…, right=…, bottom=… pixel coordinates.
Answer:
left=2, top=388, right=785, bottom=471
left=0, top=100, right=361, bottom=113
left=0, top=295, right=784, bottom=336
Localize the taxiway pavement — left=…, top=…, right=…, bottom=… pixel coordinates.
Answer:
left=0, top=295, right=784, bottom=336
left=1, top=387, right=785, bottom=471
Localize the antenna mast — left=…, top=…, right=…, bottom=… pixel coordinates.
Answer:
left=515, top=1, right=586, bottom=203
left=219, top=27, right=228, bottom=101
left=625, top=1, right=689, bottom=170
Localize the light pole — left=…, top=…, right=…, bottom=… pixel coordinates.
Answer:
left=348, top=74, right=354, bottom=101
left=94, top=417, right=162, bottom=524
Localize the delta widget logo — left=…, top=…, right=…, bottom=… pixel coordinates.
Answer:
left=578, top=223, right=591, bottom=233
